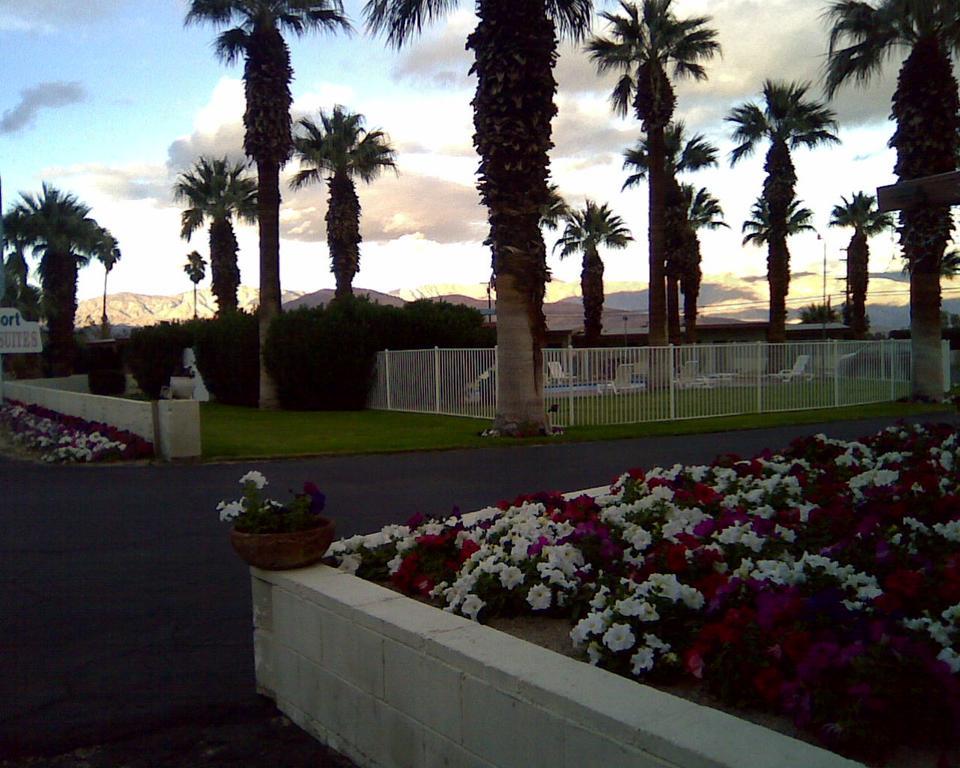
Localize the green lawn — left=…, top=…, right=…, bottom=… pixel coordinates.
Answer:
left=199, top=399, right=951, bottom=460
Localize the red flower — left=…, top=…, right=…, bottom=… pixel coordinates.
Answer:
left=884, top=569, right=924, bottom=599
left=753, top=667, right=783, bottom=705
left=459, top=539, right=481, bottom=564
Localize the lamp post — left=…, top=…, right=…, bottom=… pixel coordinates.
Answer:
left=622, top=314, right=629, bottom=348
left=816, top=232, right=828, bottom=341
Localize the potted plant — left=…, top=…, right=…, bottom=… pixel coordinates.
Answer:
left=219, top=471, right=334, bottom=570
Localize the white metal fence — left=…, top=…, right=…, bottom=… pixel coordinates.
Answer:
left=367, top=340, right=918, bottom=427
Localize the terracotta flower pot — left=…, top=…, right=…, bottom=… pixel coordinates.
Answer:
left=230, top=517, right=336, bottom=570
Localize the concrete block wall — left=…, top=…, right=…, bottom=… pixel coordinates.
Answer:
left=252, top=566, right=865, bottom=768
left=3, top=378, right=201, bottom=459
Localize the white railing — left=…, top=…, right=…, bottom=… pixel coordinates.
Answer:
left=368, top=340, right=916, bottom=427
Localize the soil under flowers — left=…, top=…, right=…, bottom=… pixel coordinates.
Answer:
left=329, top=422, right=960, bottom=766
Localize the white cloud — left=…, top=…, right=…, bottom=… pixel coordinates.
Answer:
left=0, top=81, right=87, bottom=133
left=0, top=0, right=127, bottom=31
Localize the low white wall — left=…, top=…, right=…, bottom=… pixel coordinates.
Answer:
left=253, top=566, right=864, bottom=768
left=3, top=377, right=201, bottom=460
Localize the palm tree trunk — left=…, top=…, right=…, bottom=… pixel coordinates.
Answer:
left=847, top=231, right=869, bottom=339
left=193, top=284, right=198, bottom=320
left=44, top=251, right=79, bottom=376
left=647, top=126, right=668, bottom=347
left=257, top=158, right=282, bottom=409
left=666, top=272, right=681, bottom=345
left=327, top=172, right=361, bottom=300
left=763, top=141, right=796, bottom=344
left=101, top=268, right=109, bottom=339
left=471, top=0, right=555, bottom=435
left=892, top=38, right=959, bottom=400
left=682, top=243, right=702, bottom=344
left=581, top=246, right=604, bottom=345
left=209, top=218, right=240, bottom=314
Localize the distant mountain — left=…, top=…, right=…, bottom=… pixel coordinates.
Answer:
left=285, top=288, right=405, bottom=310
left=76, top=285, right=305, bottom=328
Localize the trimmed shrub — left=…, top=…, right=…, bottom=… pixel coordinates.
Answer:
left=386, top=299, right=495, bottom=350
left=127, top=323, right=193, bottom=399
left=86, top=340, right=126, bottom=396
left=265, top=299, right=393, bottom=410
left=192, top=311, right=259, bottom=407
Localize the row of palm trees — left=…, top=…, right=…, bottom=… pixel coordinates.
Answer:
left=173, top=105, right=396, bottom=315
left=184, top=0, right=958, bottom=427
left=2, top=185, right=121, bottom=374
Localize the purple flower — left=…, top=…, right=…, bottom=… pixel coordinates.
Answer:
left=303, top=482, right=326, bottom=514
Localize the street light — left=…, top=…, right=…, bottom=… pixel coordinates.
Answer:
left=816, top=232, right=828, bottom=341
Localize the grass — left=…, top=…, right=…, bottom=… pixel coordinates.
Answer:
left=199, top=399, right=952, bottom=460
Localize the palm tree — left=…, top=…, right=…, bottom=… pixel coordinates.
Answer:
left=3, top=184, right=102, bottom=374
left=588, top=0, right=720, bottom=346
left=622, top=121, right=718, bottom=342
left=540, top=184, right=570, bottom=232
left=366, top=0, right=593, bottom=435
left=799, top=300, right=839, bottom=325
left=941, top=249, right=960, bottom=279
left=726, top=80, right=839, bottom=342
left=183, top=250, right=207, bottom=320
left=742, top=197, right=815, bottom=247
left=93, top=227, right=121, bottom=337
left=829, top=192, right=893, bottom=339
left=185, top=1, right=351, bottom=409
left=2, top=242, right=42, bottom=320
left=290, top=106, right=397, bottom=300
left=826, top=1, right=960, bottom=399
left=173, top=156, right=257, bottom=315
left=681, top=184, right=727, bottom=343
left=553, top=200, right=633, bottom=344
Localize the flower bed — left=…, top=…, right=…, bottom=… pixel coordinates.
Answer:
left=329, top=422, right=960, bottom=764
left=0, top=400, right=154, bottom=462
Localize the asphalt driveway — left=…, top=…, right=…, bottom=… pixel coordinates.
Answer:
left=2, top=412, right=956, bottom=759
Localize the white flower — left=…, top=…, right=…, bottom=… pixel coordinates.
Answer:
left=937, top=647, right=960, bottom=674
left=217, top=500, right=244, bottom=522
left=239, top=470, right=268, bottom=489
left=526, top=584, right=552, bottom=611
left=460, top=594, right=485, bottom=621
left=630, top=647, right=655, bottom=675
left=614, top=597, right=659, bottom=622
left=387, top=554, right=404, bottom=575
left=570, top=612, right=607, bottom=645
left=603, top=623, right=636, bottom=652
left=499, top=566, right=524, bottom=590
left=338, top=554, right=361, bottom=575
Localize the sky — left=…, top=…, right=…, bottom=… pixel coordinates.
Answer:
left=0, top=0, right=940, bottom=318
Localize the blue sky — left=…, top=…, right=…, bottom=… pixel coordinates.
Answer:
left=0, top=0, right=930, bottom=318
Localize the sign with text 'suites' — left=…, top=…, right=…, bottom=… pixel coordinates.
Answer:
left=0, top=308, right=43, bottom=354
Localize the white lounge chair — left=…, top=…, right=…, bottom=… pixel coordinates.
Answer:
left=674, top=359, right=714, bottom=389
left=546, top=361, right=574, bottom=387
left=465, top=365, right=496, bottom=403
left=608, top=363, right=646, bottom=394
left=767, top=354, right=813, bottom=383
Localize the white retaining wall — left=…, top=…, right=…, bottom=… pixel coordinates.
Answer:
left=3, top=377, right=200, bottom=459
left=252, top=566, right=864, bottom=768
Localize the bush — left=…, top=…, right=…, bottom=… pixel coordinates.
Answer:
left=85, top=340, right=126, bottom=396
left=265, top=299, right=393, bottom=410
left=385, top=300, right=495, bottom=349
left=127, top=323, right=193, bottom=399
left=192, top=311, right=259, bottom=407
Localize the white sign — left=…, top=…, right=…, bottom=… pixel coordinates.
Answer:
left=0, top=308, right=43, bottom=354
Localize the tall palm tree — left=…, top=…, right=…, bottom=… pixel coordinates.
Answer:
left=3, top=184, right=102, bottom=374
left=588, top=0, right=720, bottom=346
left=291, top=106, right=397, bottom=300
left=185, top=1, right=351, bottom=409
left=183, top=250, right=207, bottom=320
left=681, top=184, right=727, bottom=343
left=622, top=121, right=718, bottom=342
left=553, top=200, right=633, bottom=344
left=826, top=0, right=960, bottom=400
left=829, top=192, right=893, bottom=339
left=727, top=80, right=839, bottom=342
left=93, top=227, right=121, bottom=337
left=173, top=156, right=257, bottom=315
left=366, top=0, right=593, bottom=436
left=742, top=197, right=815, bottom=247
left=2, top=242, right=42, bottom=320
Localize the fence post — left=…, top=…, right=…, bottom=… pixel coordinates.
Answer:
left=434, top=346, right=441, bottom=413
left=832, top=339, right=840, bottom=407
left=756, top=342, right=763, bottom=413
left=494, top=345, right=499, bottom=411
left=668, top=345, right=676, bottom=421
left=887, top=340, right=894, bottom=401
left=567, top=345, right=575, bottom=428
left=384, top=350, right=392, bottom=410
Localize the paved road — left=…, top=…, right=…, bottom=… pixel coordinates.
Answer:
left=2, top=412, right=956, bottom=758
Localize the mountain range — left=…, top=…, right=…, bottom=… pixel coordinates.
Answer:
left=75, top=279, right=942, bottom=333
